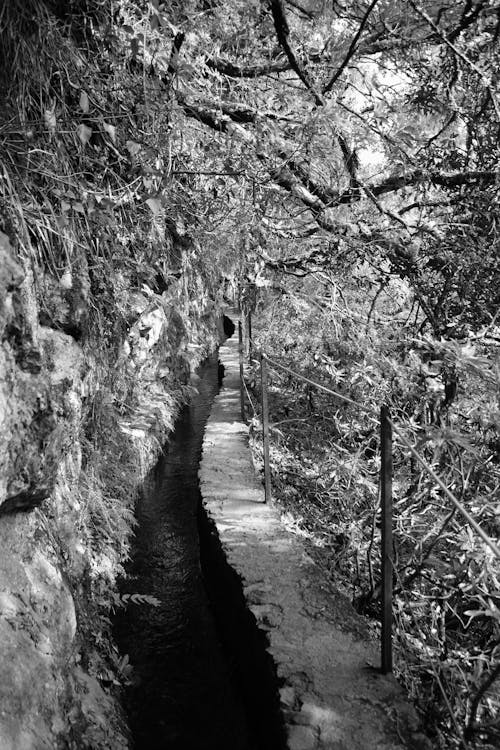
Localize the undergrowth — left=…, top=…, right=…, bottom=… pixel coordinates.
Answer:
left=247, top=280, right=500, bottom=750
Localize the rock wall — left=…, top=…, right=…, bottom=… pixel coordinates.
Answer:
left=0, top=2, right=236, bottom=742
left=0, top=229, right=223, bottom=748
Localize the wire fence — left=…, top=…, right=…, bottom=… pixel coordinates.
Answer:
left=236, top=315, right=500, bottom=748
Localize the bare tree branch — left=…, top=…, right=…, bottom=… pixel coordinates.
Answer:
left=398, top=197, right=462, bottom=215
left=206, top=34, right=426, bottom=82
left=285, top=0, right=315, bottom=20
left=465, top=661, right=500, bottom=741
left=164, top=31, right=185, bottom=90
left=205, top=3, right=493, bottom=84
left=354, top=169, right=499, bottom=202
left=206, top=57, right=290, bottom=78
left=448, top=0, right=488, bottom=42
left=408, top=0, right=500, bottom=120
left=323, top=0, right=381, bottom=94
left=175, top=93, right=499, bottom=238
left=268, top=0, right=324, bottom=106
left=267, top=0, right=363, bottom=186
left=262, top=245, right=334, bottom=275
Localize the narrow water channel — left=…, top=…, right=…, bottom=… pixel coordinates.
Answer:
left=114, top=351, right=253, bottom=750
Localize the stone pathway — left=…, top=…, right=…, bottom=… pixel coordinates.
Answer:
left=199, top=326, right=430, bottom=750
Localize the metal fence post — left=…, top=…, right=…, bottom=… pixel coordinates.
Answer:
left=380, top=404, right=393, bottom=674
left=261, top=353, right=271, bottom=504
left=238, top=321, right=245, bottom=422
left=247, top=310, right=252, bottom=360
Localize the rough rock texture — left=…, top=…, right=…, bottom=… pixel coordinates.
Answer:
left=0, top=233, right=129, bottom=747
left=199, top=320, right=431, bottom=750
left=0, top=229, right=222, bottom=747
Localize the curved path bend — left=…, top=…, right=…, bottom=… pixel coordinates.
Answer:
left=199, top=324, right=429, bottom=750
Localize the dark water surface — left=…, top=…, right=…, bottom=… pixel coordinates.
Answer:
left=114, top=352, right=253, bottom=750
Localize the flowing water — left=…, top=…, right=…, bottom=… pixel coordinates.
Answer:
left=114, top=352, right=253, bottom=750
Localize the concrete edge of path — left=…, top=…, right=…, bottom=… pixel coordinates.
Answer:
left=199, top=326, right=431, bottom=750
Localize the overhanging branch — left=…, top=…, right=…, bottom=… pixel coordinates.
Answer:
left=175, top=93, right=499, bottom=238
left=206, top=57, right=290, bottom=78
left=323, top=0, right=381, bottom=94
left=268, top=0, right=324, bottom=106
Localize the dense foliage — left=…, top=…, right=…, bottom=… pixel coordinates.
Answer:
left=136, top=1, right=499, bottom=746
left=248, top=274, right=499, bottom=748
left=0, top=2, right=227, bottom=741
left=2, top=0, right=499, bottom=746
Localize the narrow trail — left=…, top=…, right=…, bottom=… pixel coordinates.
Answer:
left=199, top=314, right=429, bottom=750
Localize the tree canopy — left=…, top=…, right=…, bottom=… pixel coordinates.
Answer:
left=131, top=0, right=500, bottom=339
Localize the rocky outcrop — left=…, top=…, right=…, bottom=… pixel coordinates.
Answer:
left=0, top=229, right=222, bottom=747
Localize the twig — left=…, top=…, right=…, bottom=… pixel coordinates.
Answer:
left=164, top=31, right=185, bottom=91
left=268, top=0, right=324, bottom=106
left=465, top=662, right=500, bottom=740
left=397, top=507, right=457, bottom=592
left=365, top=280, right=386, bottom=331
left=408, top=0, right=500, bottom=121
left=393, top=567, right=465, bottom=741
left=323, top=0, right=381, bottom=94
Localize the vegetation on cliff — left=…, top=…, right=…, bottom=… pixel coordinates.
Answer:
left=0, top=1, right=230, bottom=745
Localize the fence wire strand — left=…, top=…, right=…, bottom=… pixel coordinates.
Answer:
left=263, top=354, right=379, bottom=418
left=388, top=417, right=500, bottom=560
left=258, top=351, right=500, bottom=562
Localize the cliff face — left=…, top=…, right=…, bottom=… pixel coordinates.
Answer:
left=0, top=234, right=85, bottom=746
left=0, top=227, right=223, bottom=747
left=0, top=2, right=227, bottom=743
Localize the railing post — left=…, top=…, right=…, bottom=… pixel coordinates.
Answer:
left=260, top=353, right=271, bottom=504
left=238, top=321, right=245, bottom=422
left=380, top=404, right=393, bottom=674
left=247, top=310, right=252, bottom=360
